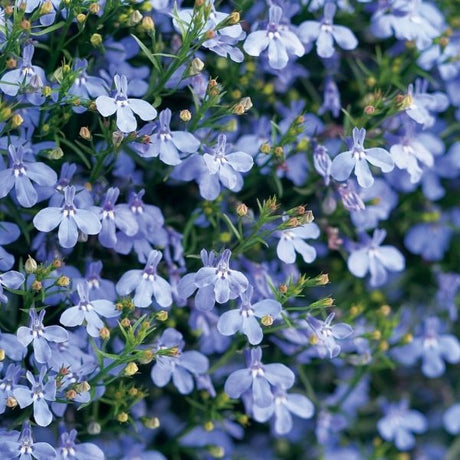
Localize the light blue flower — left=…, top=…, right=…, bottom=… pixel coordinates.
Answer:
left=116, top=249, right=172, bottom=308
left=347, top=229, right=405, bottom=287
left=298, top=3, right=358, bottom=58
left=33, top=185, right=101, bottom=249
left=331, top=127, right=394, bottom=188
left=95, top=74, right=157, bottom=133
left=243, top=6, right=305, bottom=70
left=276, top=221, right=320, bottom=264
left=217, top=286, right=282, bottom=345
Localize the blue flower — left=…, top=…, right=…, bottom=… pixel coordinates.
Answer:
left=68, top=58, right=107, bottom=107
left=217, top=286, right=282, bottom=345
left=116, top=249, right=172, bottom=308
left=0, top=44, right=46, bottom=98
left=298, top=3, right=358, bottom=59
left=135, top=108, right=200, bottom=165
left=0, top=221, right=20, bottom=271
left=95, top=74, right=157, bottom=133
left=91, top=187, right=138, bottom=249
left=306, top=312, right=353, bottom=359
left=331, top=127, right=394, bottom=188
left=252, top=387, right=314, bottom=435
left=13, top=367, right=56, bottom=427
left=276, top=221, right=320, bottom=264
left=33, top=185, right=102, bottom=249
left=347, top=229, right=405, bottom=287
left=82, top=260, right=117, bottom=301
left=243, top=6, right=305, bottom=70
left=193, top=249, right=249, bottom=310
left=0, top=269, right=24, bottom=304
left=57, top=429, right=104, bottom=460
left=0, top=421, right=56, bottom=459
left=377, top=399, right=427, bottom=451
left=436, top=271, right=460, bottom=321
left=393, top=317, right=460, bottom=378
left=224, top=347, right=295, bottom=408
left=60, top=281, right=120, bottom=338
left=443, top=403, right=460, bottom=435
left=0, top=364, right=23, bottom=414
left=319, top=76, right=341, bottom=118
left=150, top=328, right=209, bottom=395
left=0, top=144, right=57, bottom=208
left=16, top=309, right=69, bottom=365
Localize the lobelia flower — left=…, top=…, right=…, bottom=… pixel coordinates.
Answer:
left=306, top=312, right=353, bottom=359
left=0, top=145, right=57, bottom=208
left=318, top=76, right=341, bottom=118
left=13, top=367, right=56, bottom=427
left=331, top=127, right=394, bottom=188
left=91, top=187, right=138, bottom=249
left=192, top=249, right=249, bottom=311
left=68, top=58, right=107, bottom=106
left=95, top=74, right=157, bottom=133
left=298, top=3, right=358, bottom=59
left=0, top=364, right=24, bottom=414
left=56, top=429, right=104, bottom=460
left=393, top=317, right=460, bottom=378
left=275, top=221, right=320, bottom=264
left=82, top=260, right=117, bottom=301
left=0, top=44, right=46, bottom=98
left=443, top=403, right=460, bottom=435
left=347, top=229, right=405, bottom=287
left=243, top=5, right=304, bottom=70
left=150, top=328, right=209, bottom=395
left=116, top=249, right=173, bottom=308
left=217, top=285, right=282, bottom=345
left=60, top=281, right=120, bottom=338
left=436, top=271, right=460, bottom=321
left=0, top=221, right=20, bottom=271
left=17, top=309, right=69, bottom=365
left=33, top=185, right=101, bottom=249
left=224, top=347, right=295, bottom=408
left=0, top=421, right=56, bottom=459
left=377, top=399, right=427, bottom=451
left=252, top=386, right=315, bottom=435
left=0, top=269, right=24, bottom=304
left=134, top=108, right=200, bottom=165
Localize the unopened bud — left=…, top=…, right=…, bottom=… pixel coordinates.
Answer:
left=76, top=381, right=91, bottom=393
left=260, top=143, right=271, bottom=154
left=117, top=412, right=129, bottom=423
left=11, top=114, right=23, bottom=128
left=99, top=327, right=110, bottom=340
left=205, top=30, right=216, bottom=40
left=379, top=340, right=389, bottom=351
left=53, top=259, right=63, bottom=269
left=156, top=310, right=168, bottom=321
left=180, top=109, right=192, bottom=122
left=124, top=362, right=139, bottom=376
left=364, top=105, right=375, bottom=115
left=232, top=103, right=245, bottom=115
left=112, top=131, right=124, bottom=146
left=90, top=33, right=103, bottom=47
left=274, top=146, right=283, bottom=156
left=141, top=16, right=154, bottom=31
left=236, top=203, right=248, bottom=216
left=204, top=421, right=214, bottom=432
left=21, top=19, right=31, bottom=30
left=402, top=333, right=413, bottom=344
left=371, top=330, right=381, bottom=340
left=76, top=13, right=86, bottom=23
left=120, top=317, right=131, bottom=327
left=79, top=126, right=91, bottom=140
left=31, top=280, right=42, bottom=292
left=40, top=1, right=53, bottom=14
left=380, top=304, right=391, bottom=316
left=89, top=3, right=100, bottom=14
left=144, top=417, right=160, bottom=429
left=128, top=10, right=143, bottom=26
left=208, top=446, right=225, bottom=458
left=88, top=421, right=101, bottom=435
left=6, top=58, right=17, bottom=69
left=261, top=314, right=274, bottom=327
left=0, top=349, right=5, bottom=361
left=309, top=334, right=319, bottom=345
left=57, top=276, right=70, bottom=287
left=279, top=283, right=288, bottom=294
left=66, top=389, right=77, bottom=400
left=48, top=146, right=64, bottom=159
left=189, top=57, right=205, bottom=76
left=25, top=255, right=38, bottom=274
left=139, top=349, right=154, bottom=364
left=6, top=397, right=17, bottom=408
left=315, top=274, right=329, bottom=285
left=228, top=11, right=240, bottom=24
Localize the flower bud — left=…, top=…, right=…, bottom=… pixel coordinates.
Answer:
left=143, top=417, right=160, bottom=429
left=89, top=3, right=100, bottom=14
left=124, top=362, right=139, bottom=376
left=309, top=334, right=319, bottom=345
left=0, top=349, right=5, bottom=361
left=25, top=255, right=38, bottom=274
left=57, top=276, right=70, bottom=287
left=402, top=333, right=413, bottom=344
left=120, top=317, right=131, bottom=328
left=228, top=11, right=240, bottom=24
left=99, top=327, right=110, bottom=340
left=156, top=310, right=168, bottom=321
left=204, top=421, right=214, bottom=432
left=11, top=114, right=23, bottom=128
left=79, top=126, right=91, bottom=140
left=279, top=283, right=288, bottom=294
left=90, top=33, right=103, bottom=47
left=236, top=203, right=248, bottom=216
left=117, top=412, right=129, bottom=423
left=189, top=57, right=205, bottom=76
left=139, top=349, right=154, bottom=364
left=261, top=314, right=274, bottom=327
left=76, top=381, right=91, bottom=393
left=208, top=446, right=225, bottom=458
left=76, top=13, right=86, bottom=23
left=31, top=280, right=42, bottom=292
left=141, top=16, right=154, bottom=31
left=6, top=397, right=17, bottom=408
left=128, top=10, right=143, bottom=26
left=88, top=422, right=101, bottom=435
left=180, top=109, right=192, bottom=122
left=112, top=131, right=124, bottom=147
left=40, top=1, right=53, bottom=14
left=21, top=19, right=31, bottom=30
left=380, top=304, right=391, bottom=316
left=66, top=389, right=77, bottom=400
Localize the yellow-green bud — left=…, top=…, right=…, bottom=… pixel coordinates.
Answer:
left=11, top=114, right=24, bottom=128
left=90, top=33, right=103, bottom=47
left=124, top=362, right=139, bottom=376
left=76, top=13, right=86, bottom=23
left=143, top=417, right=160, bottom=429
left=204, top=421, right=214, bottom=431
left=25, top=255, right=38, bottom=274
left=261, top=314, right=274, bottom=326
left=117, top=412, right=129, bottom=422
left=141, top=16, right=154, bottom=31
left=0, top=349, right=5, bottom=361
left=180, top=109, right=192, bottom=122
left=88, top=422, right=101, bottom=435
left=189, top=57, right=205, bottom=76
left=79, top=126, right=91, bottom=140
left=128, top=10, right=143, bottom=26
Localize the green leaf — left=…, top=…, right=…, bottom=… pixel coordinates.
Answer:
left=221, top=213, right=242, bottom=241
left=31, top=21, right=66, bottom=37
left=131, top=34, right=163, bottom=73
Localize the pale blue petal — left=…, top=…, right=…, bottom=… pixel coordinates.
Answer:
left=33, top=207, right=62, bottom=232
left=116, top=270, right=142, bottom=296
left=58, top=217, right=78, bottom=248
left=330, top=150, right=355, bottom=181
left=226, top=152, right=254, bottom=172
left=128, top=99, right=157, bottom=121
left=15, top=176, right=37, bottom=208
left=224, top=369, right=252, bottom=398
left=95, top=96, right=117, bottom=117
left=332, top=25, right=358, bottom=50
left=243, top=31, right=270, bottom=56
left=242, top=316, right=263, bottom=345
left=366, top=148, right=394, bottom=172
left=217, top=309, right=242, bottom=336
left=284, top=393, right=315, bottom=418
left=171, top=131, right=200, bottom=153
left=317, top=30, right=335, bottom=58
left=116, top=105, right=137, bottom=133
left=268, top=38, right=288, bottom=70
left=153, top=276, right=173, bottom=307
left=73, top=209, right=101, bottom=235
left=60, top=306, right=84, bottom=327
left=355, top=158, right=374, bottom=188
left=347, top=249, right=369, bottom=277
left=277, top=238, right=296, bottom=264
